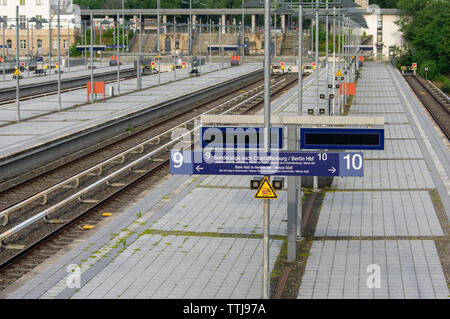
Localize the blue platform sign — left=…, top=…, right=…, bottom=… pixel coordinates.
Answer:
left=36, top=56, right=43, bottom=62
left=201, top=126, right=283, bottom=149
left=300, top=128, right=384, bottom=150
left=170, top=151, right=364, bottom=177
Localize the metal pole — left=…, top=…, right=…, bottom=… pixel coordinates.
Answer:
left=210, top=20, right=212, bottom=72
left=49, top=5, right=52, bottom=70
left=287, top=125, right=297, bottom=262
left=199, top=18, right=202, bottom=71
left=219, top=20, right=223, bottom=69
left=68, top=19, right=70, bottom=71
left=90, top=12, right=94, bottom=102
left=263, top=0, right=271, bottom=300
left=189, top=1, right=191, bottom=70
left=26, top=20, right=29, bottom=78
left=138, top=14, right=142, bottom=90
left=297, top=3, right=303, bottom=238
left=57, top=0, right=61, bottom=111
left=84, top=21, right=87, bottom=68
left=16, top=6, right=20, bottom=122
left=122, top=0, right=125, bottom=55
left=242, top=0, right=245, bottom=63
left=313, top=0, right=319, bottom=193
left=2, top=21, right=5, bottom=81
left=173, top=17, right=176, bottom=81
left=325, top=0, right=329, bottom=113
left=117, top=13, right=121, bottom=95
left=332, top=6, right=336, bottom=115
left=157, top=0, right=160, bottom=52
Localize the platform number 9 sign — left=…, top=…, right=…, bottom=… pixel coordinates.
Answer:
left=172, top=152, right=184, bottom=168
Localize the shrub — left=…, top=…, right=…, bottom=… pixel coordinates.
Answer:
left=441, top=78, right=450, bottom=94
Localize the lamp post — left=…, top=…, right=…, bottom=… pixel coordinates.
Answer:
left=16, top=6, right=20, bottom=122
left=1, top=17, right=6, bottom=81
left=57, top=0, right=61, bottom=111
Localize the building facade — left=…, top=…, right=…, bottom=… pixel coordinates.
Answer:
left=0, top=0, right=80, bottom=56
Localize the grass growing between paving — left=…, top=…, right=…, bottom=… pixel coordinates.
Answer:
left=428, top=189, right=450, bottom=290
left=268, top=191, right=326, bottom=299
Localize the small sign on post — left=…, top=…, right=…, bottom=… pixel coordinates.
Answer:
left=254, top=177, right=278, bottom=199
left=87, top=81, right=106, bottom=102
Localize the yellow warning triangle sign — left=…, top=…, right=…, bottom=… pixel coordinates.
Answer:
left=336, top=69, right=343, bottom=77
left=14, top=68, right=21, bottom=76
left=254, top=177, right=278, bottom=199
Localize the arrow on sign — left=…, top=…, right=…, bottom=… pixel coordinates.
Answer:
left=195, top=165, right=203, bottom=172
left=328, top=167, right=336, bottom=174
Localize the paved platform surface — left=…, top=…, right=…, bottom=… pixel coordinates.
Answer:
left=0, top=63, right=134, bottom=89
left=3, top=62, right=449, bottom=299
left=0, top=63, right=260, bottom=162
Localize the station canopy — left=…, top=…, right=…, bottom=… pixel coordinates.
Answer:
left=244, top=0, right=367, bottom=28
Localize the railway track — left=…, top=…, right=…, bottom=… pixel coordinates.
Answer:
left=0, top=67, right=136, bottom=104
left=404, top=74, right=450, bottom=140
left=0, top=72, right=299, bottom=292
left=0, top=74, right=137, bottom=107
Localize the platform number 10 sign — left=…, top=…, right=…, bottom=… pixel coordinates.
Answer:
left=340, top=152, right=364, bottom=176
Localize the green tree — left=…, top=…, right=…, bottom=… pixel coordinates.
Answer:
left=396, top=0, right=450, bottom=80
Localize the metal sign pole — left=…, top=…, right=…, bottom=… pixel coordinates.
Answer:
left=26, top=20, right=29, bottom=78
left=174, top=18, right=177, bottom=81
left=117, top=13, right=121, bottom=95
left=210, top=20, right=212, bottom=72
left=297, top=3, right=303, bottom=239
left=90, top=12, right=94, bottom=102
left=138, top=14, right=142, bottom=91
left=16, top=6, right=20, bottom=122
left=3, top=20, right=5, bottom=81
left=332, top=6, right=336, bottom=115
left=287, top=125, right=297, bottom=262
left=57, top=0, right=61, bottom=111
left=325, top=1, right=329, bottom=111
left=68, top=19, right=71, bottom=72
left=313, top=0, right=319, bottom=193
left=263, top=0, right=271, bottom=300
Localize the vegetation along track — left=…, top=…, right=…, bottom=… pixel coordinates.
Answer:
left=0, top=72, right=299, bottom=292
left=404, top=74, right=450, bottom=140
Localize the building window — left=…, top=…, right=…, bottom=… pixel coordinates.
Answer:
left=20, top=39, right=26, bottom=49
left=7, top=39, right=12, bottom=48
left=19, top=0, right=25, bottom=5
left=19, top=15, right=26, bottom=29
left=53, top=39, right=58, bottom=49
left=37, top=39, right=42, bottom=48
left=63, top=39, right=69, bottom=49
left=2, top=0, right=7, bottom=6
left=35, top=0, right=41, bottom=5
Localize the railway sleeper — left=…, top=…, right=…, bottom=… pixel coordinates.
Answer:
left=1, top=243, right=26, bottom=250
left=106, top=180, right=126, bottom=187
left=148, top=137, right=161, bottom=145
left=111, top=155, right=126, bottom=165
left=87, top=166, right=103, bottom=177
left=2, top=213, right=8, bottom=226
left=129, top=167, right=147, bottom=174
left=130, top=145, right=145, bottom=154
left=78, top=196, right=99, bottom=204
left=40, top=193, right=48, bottom=206
left=43, top=215, right=68, bottom=224
left=62, top=178, right=80, bottom=189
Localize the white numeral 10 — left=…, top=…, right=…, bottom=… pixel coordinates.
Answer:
left=343, top=153, right=362, bottom=170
